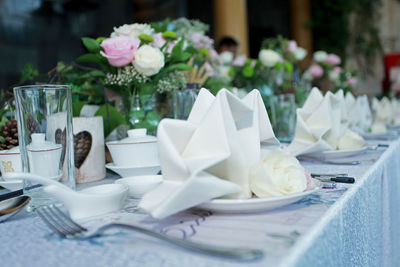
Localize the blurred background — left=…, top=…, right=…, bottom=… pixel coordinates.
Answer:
left=1, top=0, right=400, bottom=95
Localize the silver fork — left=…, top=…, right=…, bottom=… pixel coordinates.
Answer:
left=36, top=205, right=263, bottom=261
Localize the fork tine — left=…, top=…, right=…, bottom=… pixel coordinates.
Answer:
left=51, top=205, right=87, bottom=232
left=41, top=206, right=76, bottom=236
left=45, top=206, right=81, bottom=236
left=37, top=207, right=66, bottom=238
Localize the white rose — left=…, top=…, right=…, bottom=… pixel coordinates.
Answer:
left=370, top=122, right=387, bottom=134
left=249, top=150, right=307, bottom=198
left=293, top=47, right=307, bottom=61
left=329, top=70, right=340, bottom=81
left=217, top=65, right=232, bottom=82
left=313, top=51, right=328, bottom=62
left=133, top=45, right=165, bottom=76
left=111, top=23, right=154, bottom=39
left=259, top=49, right=281, bottom=67
left=337, top=129, right=365, bottom=150
left=219, top=51, right=234, bottom=64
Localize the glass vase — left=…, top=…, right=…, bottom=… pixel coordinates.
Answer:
left=129, top=94, right=160, bottom=136
left=270, top=93, right=296, bottom=143
left=173, top=83, right=200, bottom=120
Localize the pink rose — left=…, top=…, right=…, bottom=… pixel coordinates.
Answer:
left=100, top=36, right=140, bottom=67
left=232, top=55, right=247, bottom=66
left=324, top=54, right=341, bottom=65
left=309, top=64, right=324, bottom=78
left=151, top=33, right=166, bottom=48
left=288, top=40, right=297, bottom=52
left=346, top=77, right=357, bottom=86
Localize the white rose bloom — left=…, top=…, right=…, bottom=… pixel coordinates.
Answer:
left=217, top=65, right=232, bottom=83
left=337, top=129, right=365, bottom=150
left=259, top=49, right=281, bottom=67
left=294, top=47, right=307, bottom=61
left=249, top=150, right=307, bottom=198
left=133, top=45, right=165, bottom=76
left=313, top=51, right=328, bottom=62
left=111, top=23, right=154, bottom=39
left=219, top=51, right=234, bottom=64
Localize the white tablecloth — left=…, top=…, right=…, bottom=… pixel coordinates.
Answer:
left=0, top=139, right=399, bottom=267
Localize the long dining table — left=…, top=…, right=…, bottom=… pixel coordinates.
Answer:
left=1, top=137, right=400, bottom=267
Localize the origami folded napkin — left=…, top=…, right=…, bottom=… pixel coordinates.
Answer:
left=345, top=93, right=373, bottom=132
left=372, top=97, right=392, bottom=124
left=288, top=87, right=343, bottom=156
left=139, top=88, right=279, bottom=219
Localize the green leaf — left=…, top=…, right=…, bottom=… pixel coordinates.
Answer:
left=170, top=38, right=185, bottom=62
left=82, top=37, right=101, bottom=53
left=95, top=104, right=127, bottom=138
left=164, top=63, right=192, bottom=72
left=162, top=31, right=178, bottom=40
left=179, top=52, right=192, bottom=62
left=284, top=62, right=293, bottom=73
left=19, top=63, right=39, bottom=83
left=139, top=34, right=154, bottom=43
left=96, top=37, right=107, bottom=44
left=72, top=101, right=88, bottom=117
left=0, top=116, right=8, bottom=128
left=198, top=48, right=210, bottom=58
left=76, top=54, right=104, bottom=65
left=89, top=70, right=106, bottom=78
left=242, top=66, right=254, bottom=77
left=0, top=136, right=5, bottom=144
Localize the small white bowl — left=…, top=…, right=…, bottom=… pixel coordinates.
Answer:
left=105, top=163, right=160, bottom=177
left=106, top=129, right=159, bottom=167
left=115, top=175, right=163, bottom=198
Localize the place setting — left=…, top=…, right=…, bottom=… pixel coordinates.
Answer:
left=1, top=8, right=400, bottom=266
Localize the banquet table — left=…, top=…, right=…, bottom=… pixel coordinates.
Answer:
left=1, top=138, right=400, bottom=267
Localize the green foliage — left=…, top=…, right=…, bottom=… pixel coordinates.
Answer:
left=82, top=37, right=101, bottom=53
left=139, top=34, right=154, bottom=43
left=19, top=63, right=39, bottom=84
left=95, top=104, right=127, bottom=138
left=151, top=18, right=170, bottom=33
left=310, top=0, right=382, bottom=65
left=72, top=101, right=88, bottom=117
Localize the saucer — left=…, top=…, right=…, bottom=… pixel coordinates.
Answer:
left=105, top=163, right=161, bottom=178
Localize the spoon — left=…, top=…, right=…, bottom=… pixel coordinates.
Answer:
left=0, top=196, right=30, bottom=223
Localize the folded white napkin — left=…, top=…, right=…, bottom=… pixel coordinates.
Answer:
left=372, top=97, right=392, bottom=124
left=139, top=88, right=279, bottom=219
left=288, top=87, right=343, bottom=156
left=345, top=93, right=373, bottom=132
left=391, top=98, right=400, bottom=125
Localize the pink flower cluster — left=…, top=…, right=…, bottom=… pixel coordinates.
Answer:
left=324, top=53, right=341, bottom=65
left=309, top=64, right=324, bottom=78
left=100, top=36, right=140, bottom=67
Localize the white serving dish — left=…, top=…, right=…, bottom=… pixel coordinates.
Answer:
left=105, top=163, right=161, bottom=177
left=115, top=175, right=163, bottom=198
left=106, top=129, right=159, bottom=167
left=197, top=179, right=321, bottom=213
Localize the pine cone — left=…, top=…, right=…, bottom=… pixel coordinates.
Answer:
left=27, top=115, right=40, bottom=135
left=74, top=131, right=92, bottom=169
left=0, top=119, right=19, bottom=150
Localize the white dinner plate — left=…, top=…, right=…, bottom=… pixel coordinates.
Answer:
left=360, top=131, right=398, bottom=140
left=302, top=146, right=367, bottom=159
left=105, top=163, right=161, bottom=178
left=197, top=179, right=321, bottom=213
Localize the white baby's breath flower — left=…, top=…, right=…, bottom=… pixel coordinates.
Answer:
left=111, top=23, right=154, bottom=39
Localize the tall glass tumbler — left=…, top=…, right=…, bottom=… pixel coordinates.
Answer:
left=173, top=83, right=200, bottom=120
left=270, top=93, right=296, bottom=143
left=14, top=85, right=75, bottom=209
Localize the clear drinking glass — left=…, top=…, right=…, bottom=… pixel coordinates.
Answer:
left=14, top=85, right=75, bottom=209
left=270, top=93, right=296, bottom=143
left=173, top=83, right=200, bottom=120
